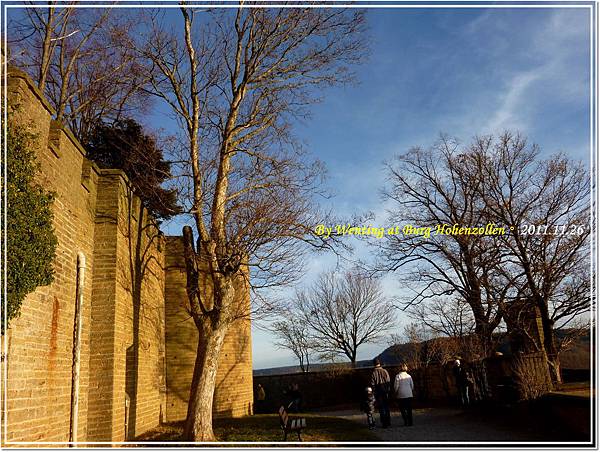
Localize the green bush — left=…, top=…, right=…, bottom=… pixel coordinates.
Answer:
left=3, top=113, right=57, bottom=333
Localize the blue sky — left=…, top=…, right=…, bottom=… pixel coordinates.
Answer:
left=153, top=6, right=591, bottom=369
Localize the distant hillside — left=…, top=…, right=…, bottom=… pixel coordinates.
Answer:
left=376, top=342, right=416, bottom=366
left=557, top=329, right=590, bottom=370
left=253, top=359, right=373, bottom=376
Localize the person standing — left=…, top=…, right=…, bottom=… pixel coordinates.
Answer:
left=287, top=383, right=302, bottom=413
left=255, top=383, right=266, bottom=413
left=370, top=358, right=391, bottom=428
left=360, top=387, right=376, bottom=429
left=394, top=364, right=415, bottom=426
left=453, top=359, right=470, bottom=406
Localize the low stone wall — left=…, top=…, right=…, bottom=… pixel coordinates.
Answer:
left=540, top=392, right=590, bottom=440
left=254, top=353, right=556, bottom=413
left=254, top=365, right=461, bottom=413
left=511, top=392, right=591, bottom=441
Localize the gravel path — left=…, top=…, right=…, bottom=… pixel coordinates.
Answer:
left=318, top=406, right=571, bottom=443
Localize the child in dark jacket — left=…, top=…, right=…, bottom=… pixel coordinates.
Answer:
left=360, top=387, right=376, bottom=429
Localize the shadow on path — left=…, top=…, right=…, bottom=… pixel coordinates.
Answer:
left=318, top=406, right=581, bottom=443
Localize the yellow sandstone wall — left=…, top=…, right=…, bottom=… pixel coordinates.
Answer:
left=4, top=69, right=97, bottom=444
left=86, top=171, right=166, bottom=442
left=3, top=68, right=252, bottom=445
left=164, top=237, right=253, bottom=421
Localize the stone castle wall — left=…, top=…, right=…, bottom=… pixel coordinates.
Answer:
left=4, top=67, right=97, bottom=444
left=2, top=68, right=253, bottom=445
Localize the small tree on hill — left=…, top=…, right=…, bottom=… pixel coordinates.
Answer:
left=4, top=114, right=58, bottom=333
left=85, top=119, right=181, bottom=220
left=272, top=314, right=315, bottom=372
left=294, top=270, right=396, bottom=364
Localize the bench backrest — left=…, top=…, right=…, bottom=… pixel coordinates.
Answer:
left=278, top=406, right=288, bottom=428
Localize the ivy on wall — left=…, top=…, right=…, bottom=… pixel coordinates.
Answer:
left=3, top=111, right=58, bottom=333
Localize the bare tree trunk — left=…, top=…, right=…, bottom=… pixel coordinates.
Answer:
left=537, top=304, right=561, bottom=384
left=184, top=319, right=228, bottom=441
left=473, top=320, right=493, bottom=358
left=37, top=7, right=55, bottom=91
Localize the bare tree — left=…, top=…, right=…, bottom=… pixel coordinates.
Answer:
left=271, top=314, right=314, bottom=372
left=408, top=297, right=475, bottom=339
left=133, top=7, right=366, bottom=441
left=379, top=132, right=590, bottom=375
left=9, top=4, right=149, bottom=142
left=293, top=270, right=395, bottom=364
left=469, top=132, right=590, bottom=382
left=378, top=136, right=504, bottom=356
left=428, top=336, right=461, bottom=365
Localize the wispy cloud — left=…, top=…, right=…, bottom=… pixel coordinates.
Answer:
left=476, top=9, right=589, bottom=136
left=484, top=69, right=544, bottom=133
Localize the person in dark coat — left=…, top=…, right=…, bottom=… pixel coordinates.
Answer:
left=287, top=383, right=302, bottom=413
left=255, top=383, right=266, bottom=413
left=360, top=387, right=376, bottom=429
left=370, top=358, right=391, bottom=427
left=453, top=359, right=472, bottom=406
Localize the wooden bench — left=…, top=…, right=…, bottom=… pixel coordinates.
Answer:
left=278, top=406, right=306, bottom=441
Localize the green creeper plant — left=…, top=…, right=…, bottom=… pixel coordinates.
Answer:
left=3, top=110, right=57, bottom=333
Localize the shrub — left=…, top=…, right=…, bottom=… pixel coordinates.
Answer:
left=3, top=113, right=57, bottom=333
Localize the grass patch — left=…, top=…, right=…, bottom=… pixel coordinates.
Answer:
left=135, top=413, right=378, bottom=444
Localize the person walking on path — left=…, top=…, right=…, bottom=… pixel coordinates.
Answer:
left=370, top=358, right=392, bottom=427
left=360, top=387, right=376, bottom=429
left=394, top=363, right=415, bottom=426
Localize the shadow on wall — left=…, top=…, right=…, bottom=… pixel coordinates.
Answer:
left=214, top=319, right=252, bottom=415
left=119, top=192, right=165, bottom=440
left=164, top=243, right=253, bottom=422
left=167, top=313, right=252, bottom=419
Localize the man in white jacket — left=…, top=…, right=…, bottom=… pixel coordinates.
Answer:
left=393, top=364, right=414, bottom=426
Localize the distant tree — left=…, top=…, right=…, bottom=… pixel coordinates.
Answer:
left=400, top=323, right=430, bottom=370
left=4, top=113, right=57, bottom=333
left=408, top=297, right=475, bottom=339
left=85, top=119, right=181, bottom=220
left=271, top=314, right=315, bottom=372
left=405, top=297, right=492, bottom=359
left=294, top=270, right=395, bottom=364
left=388, top=326, right=461, bottom=368
left=556, top=322, right=590, bottom=359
